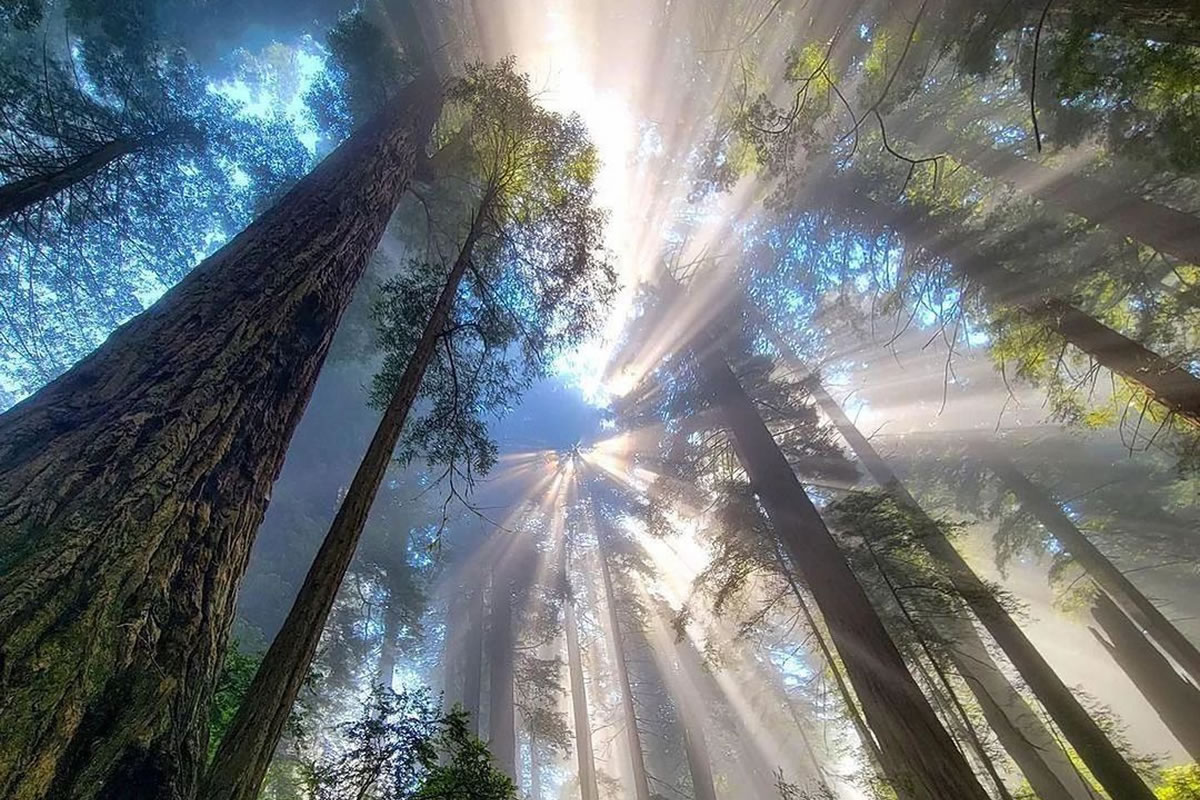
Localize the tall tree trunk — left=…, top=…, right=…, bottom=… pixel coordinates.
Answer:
left=0, top=138, right=140, bottom=221
left=202, top=188, right=485, bottom=800
left=463, top=586, right=485, bottom=735
left=1089, top=590, right=1200, bottom=760
left=565, top=595, right=600, bottom=800
left=488, top=570, right=517, bottom=781
left=760, top=329, right=1152, bottom=800
left=899, top=122, right=1200, bottom=266
left=690, top=340, right=991, bottom=800
left=681, top=713, right=718, bottom=800
left=839, top=191, right=1200, bottom=427
left=0, top=75, right=440, bottom=800
left=596, top=526, right=652, bottom=800
left=376, top=598, right=402, bottom=691
left=986, top=453, right=1200, bottom=687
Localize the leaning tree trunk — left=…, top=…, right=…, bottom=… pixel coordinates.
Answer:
left=764, top=332, right=1153, bottom=800
left=985, top=452, right=1200, bottom=688
left=755, top=327, right=1099, bottom=800
left=202, top=193, right=485, bottom=800
left=895, top=119, right=1200, bottom=266
left=689, top=338, right=991, bottom=800
left=488, top=569, right=517, bottom=781
left=564, top=584, right=600, bottom=800
left=1090, top=590, right=1200, bottom=760
left=839, top=191, right=1200, bottom=427
left=596, top=523, right=652, bottom=800
left=0, top=75, right=440, bottom=800
left=0, top=138, right=140, bottom=221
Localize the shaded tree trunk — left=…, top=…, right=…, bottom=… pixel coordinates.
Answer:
left=0, top=75, right=440, bottom=800
left=986, top=453, right=1200, bottom=688
left=767, top=340, right=1153, bottom=800
left=681, top=714, right=718, bottom=800
left=488, top=570, right=517, bottom=781
left=376, top=598, right=403, bottom=690
left=565, top=595, right=600, bottom=800
left=838, top=191, right=1200, bottom=427
left=690, top=340, right=990, bottom=800
left=596, top=526, right=652, bottom=800
left=0, top=138, right=140, bottom=221
left=1090, top=589, right=1200, bottom=760
left=202, top=183, right=485, bottom=800
left=463, top=586, right=485, bottom=735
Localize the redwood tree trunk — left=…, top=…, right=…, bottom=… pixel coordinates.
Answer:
left=693, top=344, right=990, bottom=800
left=0, top=75, right=440, bottom=800
left=782, top=353, right=1153, bottom=800
left=1090, top=590, right=1200, bottom=760
left=986, top=453, right=1200, bottom=688
left=488, top=570, right=517, bottom=781
left=597, top=526, right=652, bottom=800
left=839, top=191, right=1200, bottom=427
left=681, top=713, right=718, bottom=800
left=0, top=138, right=139, bottom=220
left=202, top=186, right=483, bottom=800
left=565, top=595, right=600, bottom=800
left=463, top=586, right=485, bottom=735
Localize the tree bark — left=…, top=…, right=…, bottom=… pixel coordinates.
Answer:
left=0, top=138, right=140, bottom=221
left=0, top=75, right=440, bottom=800
left=838, top=191, right=1200, bottom=427
left=763, top=336, right=1153, bottom=800
left=202, top=180, right=483, bottom=800
left=488, top=570, right=517, bottom=781
left=376, top=598, right=402, bottom=691
left=463, top=586, right=485, bottom=735
left=1090, top=590, right=1200, bottom=761
left=596, top=525, right=652, bottom=800
left=565, top=595, right=600, bottom=800
left=691, top=340, right=991, bottom=800
left=681, top=713, right=718, bottom=800
left=986, top=453, right=1200, bottom=688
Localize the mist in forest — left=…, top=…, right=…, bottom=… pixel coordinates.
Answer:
left=1, top=1, right=1200, bottom=800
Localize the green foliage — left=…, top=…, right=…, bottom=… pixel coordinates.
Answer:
left=1156, top=764, right=1200, bottom=800
left=309, top=687, right=516, bottom=800
left=208, top=640, right=262, bottom=761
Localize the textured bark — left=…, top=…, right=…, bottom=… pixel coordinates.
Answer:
left=564, top=596, right=599, bottom=800
left=597, top=527, right=652, bottom=800
left=202, top=168, right=482, bottom=800
left=988, top=454, right=1200, bottom=688
left=463, top=587, right=485, bottom=735
left=692, top=345, right=990, bottom=800
left=0, top=138, right=139, bottom=220
left=488, top=571, right=516, bottom=780
left=839, top=191, right=1200, bottom=427
left=1090, top=591, right=1200, bottom=760
left=0, top=75, right=440, bottom=800
left=779, top=352, right=1153, bottom=800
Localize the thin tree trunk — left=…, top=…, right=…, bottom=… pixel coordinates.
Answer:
left=761, top=332, right=1153, bottom=800
left=488, top=570, right=517, bottom=781
left=838, top=191, right=1200, bottom=427
left=0, top=138, right=139, bottom=220
left=202, top=189, right=484, bottom=800
left=0, top=75, right=440, bottom=800
left=691, top=341, right=990, bottom=800
left=565, top=595, right=600, bottom=800
left=596, top=526, right=652, bottom=800
left=1089, top=590, right=1200, bottom=760
left=464, top=586, right=485, bottom=735
left=377, top=598, right=402, bottom=691
left=986, top=453, right=1200, bottom=688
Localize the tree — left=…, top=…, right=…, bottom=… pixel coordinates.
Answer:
left=0, top=71, right=441, bottom=800
left=203, top=60, right=613, bottom=800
